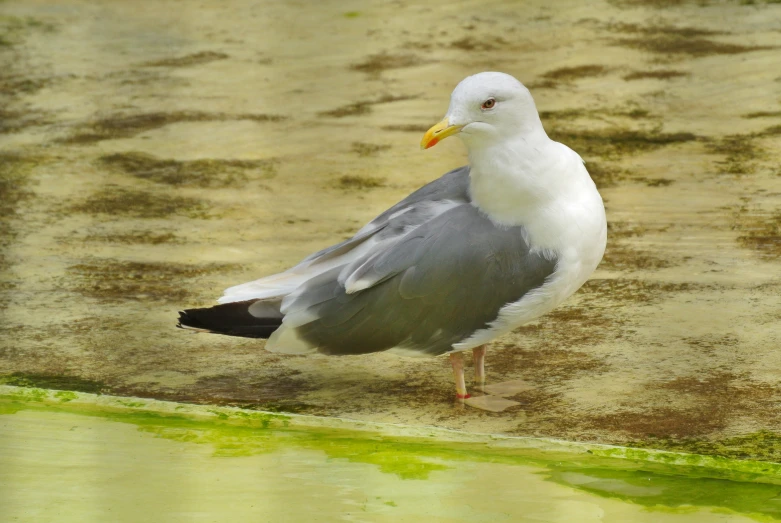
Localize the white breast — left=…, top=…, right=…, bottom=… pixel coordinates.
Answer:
left=452, top=143, right=607, bottom=351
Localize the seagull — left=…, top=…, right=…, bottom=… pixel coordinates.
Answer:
left=178, top=72, right=607, bottom=400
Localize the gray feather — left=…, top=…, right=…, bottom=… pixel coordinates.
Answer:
left=283, top=203, right=558, bottom=356
left=300, top=166, right=470, bottom=266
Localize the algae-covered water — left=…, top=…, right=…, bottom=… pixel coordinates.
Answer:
left=2, top=391, right=781, bottom=522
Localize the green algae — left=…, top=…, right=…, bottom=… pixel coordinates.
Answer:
left=549, top=465, right=781, bottom=520
left=629, top=432, right=781, bottom=463
left=116, top=400, right=146, bottom=408
left=0, top=372, right=107, bottom=394
left=3, top=391, right=781, bottom=520
left=8, top=387, right=48, bottom=402
left=54, top=391, right=78, bottom=402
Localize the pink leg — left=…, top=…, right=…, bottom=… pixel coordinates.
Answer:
left=450, top=352, right=470, bottom=399
left=473, top=345, right=486, bottom=388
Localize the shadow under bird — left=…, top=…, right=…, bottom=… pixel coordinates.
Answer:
left=178, top=72, right=607, bottom=401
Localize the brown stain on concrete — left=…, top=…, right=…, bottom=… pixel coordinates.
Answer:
left=530, top=65, right=609, bottom=88
left=623, top=70, right=689, bottom=81
left=349, top=52, right=426, bottom=76
left=59, top=111, right=286, bottom=144
left=584, top=372, right=780, bottom=439
left=141, top=50, right=229, bottom=67
left=733, top=206, right=781, bottom=258
left=600, top=244, right=675, bottom=271
left=548, top=128, right=698, bottom=160
left=706, top=133, right=765, bottom=175
left=83, top=231, right=182, bottom=245
left=70, top=187, right=211, bottom=219
left=351, top=142, right=391, bottom=157
left=614, top=36, right=775, bottom=57
left=381, top=124, right=430, bottom=133
left=337, top=175, right=386, bottom=190
left=98, top=152, right=277, bottom=188
left=318, top=94, right=417, bottom=118
left=66, top=260, right=241, bottom=303
left=448, top=36, right=509, bottom=51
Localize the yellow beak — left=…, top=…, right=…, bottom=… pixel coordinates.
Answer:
left=420, top=118, right=463, bottom=150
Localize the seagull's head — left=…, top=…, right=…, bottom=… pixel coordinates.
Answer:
left=421, top=72, right=543, bottom=150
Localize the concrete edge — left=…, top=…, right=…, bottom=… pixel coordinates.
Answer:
left=2, top=384, right=780, bottom=479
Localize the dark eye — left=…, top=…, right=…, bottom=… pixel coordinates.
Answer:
left=481, top=98, right=496, bottom=110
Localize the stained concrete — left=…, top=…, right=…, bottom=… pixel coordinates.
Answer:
left=0, top=0, right=780, bottom=457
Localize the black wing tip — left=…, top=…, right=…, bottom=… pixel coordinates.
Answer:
left=175, top=302, right=282, bottom=339
left=177, top=309, right=202, bottom=330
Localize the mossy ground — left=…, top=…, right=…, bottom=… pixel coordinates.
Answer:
left=318, top=94, right=417, bottom=118
left=60, top=111, right=286, bottom=144
left=66, top=259, right=241, bottom=303
left=0, top=373, right=109, bottom=394
left=337, top=174, right=386, bottom=189
left=529, top=64, right=609, bottom=89
left=630, top=431, right=781, bottom=462
left=548, top=128, right=698, bottom=160
left=69, top=186, right=212, bottom=219
left=349, top=52, right=426, bottom=76
left=82, top=230, right=182, bottom=245
left=141, top=50, right=229, bottom=67
left=98, top=151, right=277, bottom=188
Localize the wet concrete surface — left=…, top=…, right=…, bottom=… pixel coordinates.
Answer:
left=1, top=0, right=780, bottom=458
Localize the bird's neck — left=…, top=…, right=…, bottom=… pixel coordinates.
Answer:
left=466, top=130, right=584, bottom=227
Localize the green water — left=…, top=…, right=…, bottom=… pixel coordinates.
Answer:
left=1, top=396, right=780, bottom=522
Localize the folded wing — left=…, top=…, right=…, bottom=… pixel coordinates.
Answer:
left=269, top=203, right=558, bottom=356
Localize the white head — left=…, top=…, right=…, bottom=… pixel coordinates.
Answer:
left=421, top=72, right=546, bottom=150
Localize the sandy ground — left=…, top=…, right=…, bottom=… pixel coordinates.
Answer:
left=1, top=0, right=780, bottom=456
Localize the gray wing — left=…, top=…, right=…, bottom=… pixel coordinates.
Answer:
left=218, top=166, right=472, bottom=304
left=270, top=203, right=558, bottom=357
left=299, top=166, right=471, bottom=264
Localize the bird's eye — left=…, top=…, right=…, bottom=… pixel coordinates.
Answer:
left=481, top=98, right=496, bottom=110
